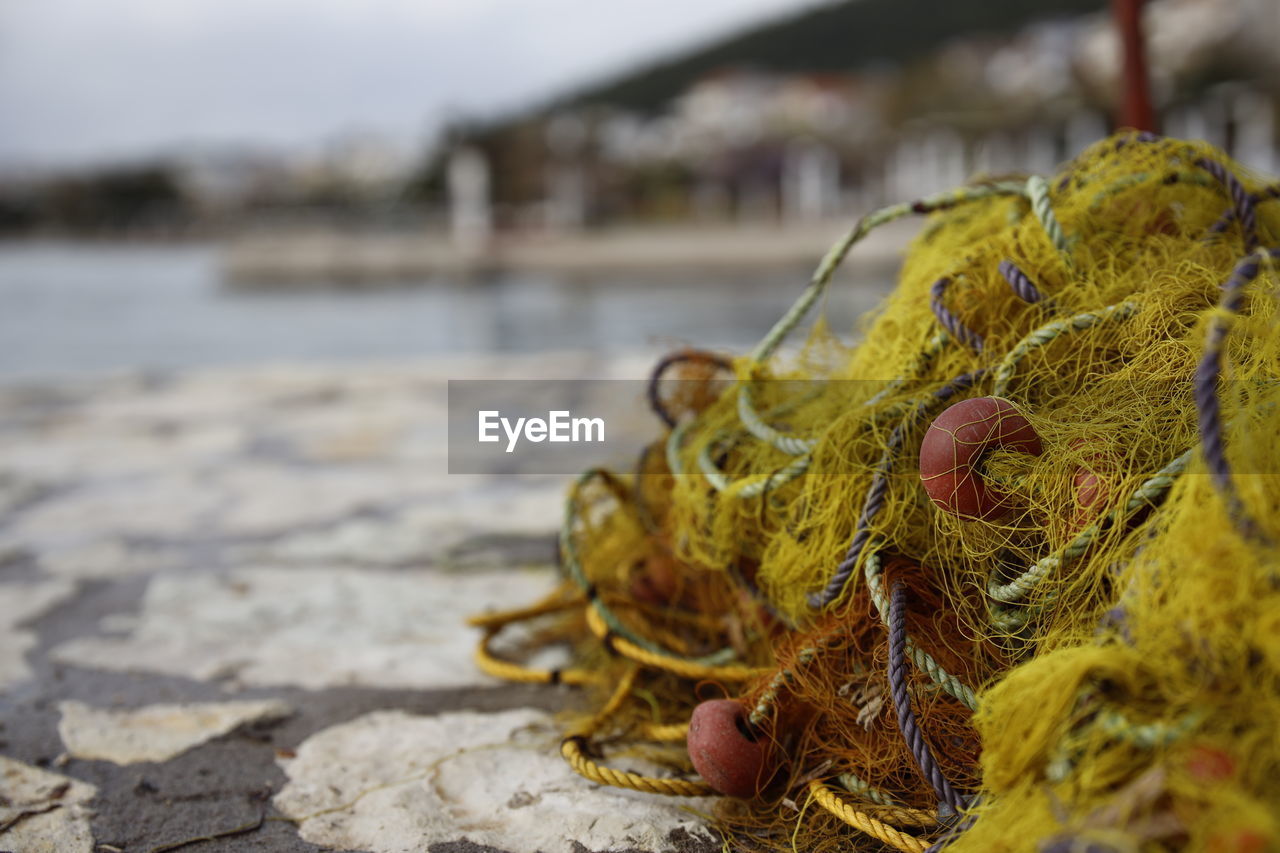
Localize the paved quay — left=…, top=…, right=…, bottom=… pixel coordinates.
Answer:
left=0, top=354, right=718, bottom=853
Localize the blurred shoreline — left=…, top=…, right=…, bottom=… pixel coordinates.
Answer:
left=220, top=218, right=915, bottom=285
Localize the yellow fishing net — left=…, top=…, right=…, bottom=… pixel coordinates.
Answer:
left=470, top=132, right=1280, bottom=853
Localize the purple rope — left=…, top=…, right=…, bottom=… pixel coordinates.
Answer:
left=809, top=370, right=985, bottom=608
left=930, top=278, right=984, bottom=352
left=997, top=260, right=1044, bottom=304
left=1198, top=158, right=1258, bottom=253
left=1206, top=183, right=1280, bottom=238
left=1114, top=130, right=1161, bottom=150
left=889, top=581, right=965, bottom=812
left=1194, top=249, right=1280, bottom=541
left=923, top=809, right=979, bottom=853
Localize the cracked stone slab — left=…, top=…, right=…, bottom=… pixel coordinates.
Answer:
left=210, top=465, right=449, bottom=538
left=238, top=483, right=563, bottom=568
left=9, top=473, right=222, bottom=545
left=36, top=539, right=184, bottom=580
left=51, top=565, right=558, bottom=690
left=0, top=578, right=77, bottom=691
left=0, top=756, right=97, bottom=853
left=57, top=699, right=292, bottom=765
left=275, top=708, right=712, bottom=853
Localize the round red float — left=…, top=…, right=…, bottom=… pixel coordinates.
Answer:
left=919, top=396, right=1042, bottom=520
left=1070, top=437, right=1114, bottom=516
left=686, top=699, right=776, bottom=798
left=630, top=553, right=679, bottom=606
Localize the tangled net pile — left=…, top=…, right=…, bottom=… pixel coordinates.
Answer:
left=470, top=132, right=1280, bottom=853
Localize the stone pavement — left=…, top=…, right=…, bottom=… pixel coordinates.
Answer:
left=0, top=355, right=718, bottom=853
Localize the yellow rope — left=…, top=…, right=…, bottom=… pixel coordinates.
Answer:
left=862, top=804, right=939, bottom=829
left=587, top=664, right=641, bottom=729
left=584, top=604, right=769, bottom=682
left=640, top=721, right=690, bottom=742
left=473, top=630, right=599, bottom=686
left=468, top=584, right=599, bottom=686
left=560, top=665, right=712, bottom=797
left=560, top=736, right=712, bottom=797
left=466, top=584, right=582, bottom=629
left=807, top=781, right=930, bottom=853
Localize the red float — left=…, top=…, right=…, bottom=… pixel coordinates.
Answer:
left=630, top=553, right=680, bottom=606
left=686, top=699, right=776, bottom=798
left=1069, top=437, right=1119, bottom=530
left=919, top=396, right=1042, bottom=520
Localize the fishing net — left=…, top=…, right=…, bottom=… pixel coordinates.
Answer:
left=470, top=132, right=1280, bottom=853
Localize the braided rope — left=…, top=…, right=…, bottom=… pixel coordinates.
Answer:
left=1026, top=175, right=1072, bottom=262
left=865, top=552, right=978, bottom=711
left=1206, top=183, right=1280, bottom=237
left=1046, top=703, right=1204, bottom=783
left=987, top=449, right=1192, bottom=609
left=837, top=771, right=900, bottom=807
left=639, top=721, right=689, bottom=742
left=923, top=809, right=980, bottom=853
left=583, top=604, right=768, bottom=682
left=811, top=370, right=985, bottom=609
left=696, top=432, right=812, bottom=497
left=992, top=302, right=1137, bottom=397
left=807, top=780, right=929, bottom=853
left=737, top=383, right=818, bottom=456
left=888, top=582, right=965, bottom=812
left=469, top=585, right=598, bottom=686
left=749, top=645, right=817, bottom=726
left=1194, top=248, right=1279, bottom=541
left=835, top=772, right=939, bottom=827
left=562, top=469, right=738, bottom=666
left=561, top=738, right=712, bottom=796
left=863, top=803, right=939, bottom=829
left=929, top=277, right=984, bottom=352
left=560, top=666, right=713, bottom=797
left=665, top=419, right=693, bottom=476
left=474, top=631, right=599, bottom=687
left=1197, top=158, right=1259, bottom=252
left=997, top=259, right=1045, bottom=304
left=751, top=182, right=1026, bottom=363
left=465, top=584, right=582, bottom=630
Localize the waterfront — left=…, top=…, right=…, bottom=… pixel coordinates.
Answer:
left=0, top=238, right=902, bottom=378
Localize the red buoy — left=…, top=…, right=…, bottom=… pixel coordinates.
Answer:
left=630, top=553, right=680, bottom=606
left=919, top=396, right=1042, bottom=520
left=1068, top=438, right=1119, bottom=531
left=1072, top=438, right=1113, bottom=512
left=687, top=699, right=776, bottom=798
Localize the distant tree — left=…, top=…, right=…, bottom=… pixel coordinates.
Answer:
left=38, top=164, right=188, bottom=234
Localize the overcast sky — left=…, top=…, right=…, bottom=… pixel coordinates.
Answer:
left=0, top=0, right=815, bottom=170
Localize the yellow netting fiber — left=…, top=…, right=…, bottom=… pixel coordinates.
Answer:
left=469, top=132, right=1280, bottom=853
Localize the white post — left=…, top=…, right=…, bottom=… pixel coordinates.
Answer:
left=447, top=147, right=492, bottom=255
left=783, top=140, right=839, bottom=222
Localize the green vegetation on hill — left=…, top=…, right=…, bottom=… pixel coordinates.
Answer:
left=562, top=0, right=1108, bottom=113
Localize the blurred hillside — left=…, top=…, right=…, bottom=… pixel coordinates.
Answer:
left=559, top=0, right=1110, bottom=113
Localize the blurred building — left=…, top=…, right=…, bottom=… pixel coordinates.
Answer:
left=435, top=0, right=1280, bottom=239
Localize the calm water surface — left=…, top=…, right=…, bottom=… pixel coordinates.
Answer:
left=0, top=241, right=891, bottom=377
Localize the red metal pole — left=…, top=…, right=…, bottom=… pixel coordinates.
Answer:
left=1113, top=0, right=1156, bottom=132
